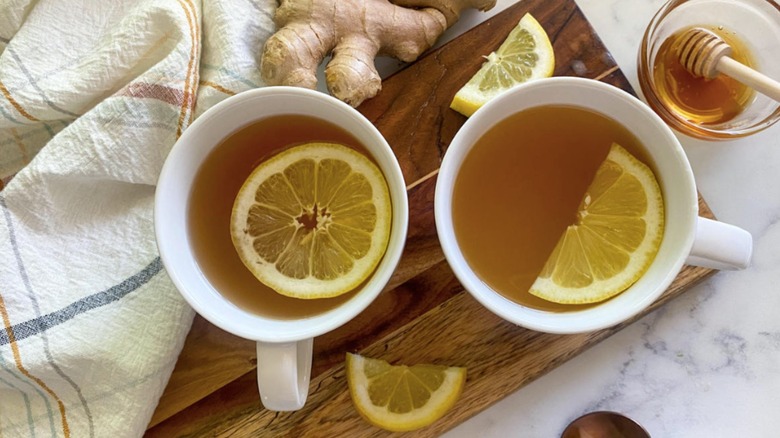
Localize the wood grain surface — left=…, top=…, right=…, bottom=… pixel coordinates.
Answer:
left=146, top=0, right=716, bottom=436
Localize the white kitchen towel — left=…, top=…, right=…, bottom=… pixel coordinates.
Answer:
left=0, top=0, right=275, bottom=436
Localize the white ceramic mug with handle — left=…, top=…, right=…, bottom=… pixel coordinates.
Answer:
left=434, top=77, right=752, bottom=334
left=155, top=87, right=408, bottom=410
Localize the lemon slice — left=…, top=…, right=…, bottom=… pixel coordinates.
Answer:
left=529, top=143, right=664, bottom=304
left=346, top=353, right=466, bottom=432
left=230, top=142, right=391, bottom=299
left=450, top=13, right=555, bottom=117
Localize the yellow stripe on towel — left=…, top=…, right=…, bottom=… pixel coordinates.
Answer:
left=0, top=291, right=71, bottom=438
left=0, top=81, right=40, bottom=122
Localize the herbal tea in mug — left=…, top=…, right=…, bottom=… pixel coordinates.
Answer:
left=157, top=86, right=408, bottom=411
left=435, top=77, right=751, bottom=334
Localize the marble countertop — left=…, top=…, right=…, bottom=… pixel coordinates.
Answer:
left=430, top=0, right=780, bottom=436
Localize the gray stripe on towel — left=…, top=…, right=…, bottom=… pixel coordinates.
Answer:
left=0, top=257, right=163, bottom=346
left=8, top=48, right=81, bottom=118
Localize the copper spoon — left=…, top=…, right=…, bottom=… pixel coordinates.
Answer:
left=561, top=411, right=651, bottom=438
left=675, top=27, right=780, bottom=103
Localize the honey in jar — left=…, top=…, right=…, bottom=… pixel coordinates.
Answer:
left=652, top=26, right=756, bottom=125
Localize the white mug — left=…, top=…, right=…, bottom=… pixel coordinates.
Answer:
left=434, top=77, right=752, bottom=334
left=155, top=87, right=408, bottom=410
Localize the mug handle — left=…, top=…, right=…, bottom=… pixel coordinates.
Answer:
left=685, top=217, right=752, bottom=270
left=256, top=338, right=313, bottom=411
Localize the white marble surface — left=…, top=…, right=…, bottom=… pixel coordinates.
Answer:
left=429, top=0, right=780, bottom=436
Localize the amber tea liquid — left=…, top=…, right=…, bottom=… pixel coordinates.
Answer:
left=452, top=105, right=650, bottom=312
left=188, top=115, right=367, bottom=319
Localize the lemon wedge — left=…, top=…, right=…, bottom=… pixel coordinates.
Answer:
left=230, top=142, right=391, bottom=299
left=451, top=13, right=555, bottom=117
left=529, top=143, right=664, bottom=304
left=346, top=353, right=466, bottom=432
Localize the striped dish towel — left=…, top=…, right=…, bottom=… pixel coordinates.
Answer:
left=0, top=0, right=275, bottom=436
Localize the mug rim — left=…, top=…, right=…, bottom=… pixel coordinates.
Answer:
left=434, top=77, right=698, bottom=334
left=155, top=86, right=408, bottom=343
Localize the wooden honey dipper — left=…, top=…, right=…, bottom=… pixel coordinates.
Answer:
left=675, top=27, right=780, bottom=102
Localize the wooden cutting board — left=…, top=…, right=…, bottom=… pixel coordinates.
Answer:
left=146, top=0, right=716, bottom=436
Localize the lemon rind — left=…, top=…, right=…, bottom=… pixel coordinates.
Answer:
left=450, top=13, right=555, bottom=117
left=346, top=353, right=466, bottom=432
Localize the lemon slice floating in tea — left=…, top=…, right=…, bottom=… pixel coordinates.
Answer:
left=346, top=353, right=466, bottom=432
left=230, top=142, right=391, bottom=299
left=529, top=143, right=664, bottom=304
left=450, top=13, right=555, bottom=117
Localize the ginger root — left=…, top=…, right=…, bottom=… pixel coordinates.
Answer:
left=260, top=0, right=496, bottom=107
